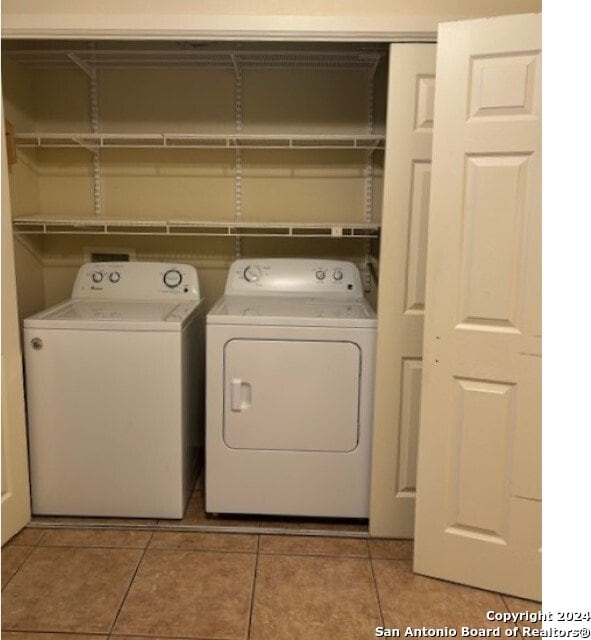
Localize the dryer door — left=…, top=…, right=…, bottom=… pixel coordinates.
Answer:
left=223, top=339, right=360, bottom=452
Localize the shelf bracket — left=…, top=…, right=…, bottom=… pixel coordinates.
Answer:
left=66, top=52, right=94, bottom=78
left=363, top=69, right=376, bottom=293
left=72, top=136, right=98, bottom=154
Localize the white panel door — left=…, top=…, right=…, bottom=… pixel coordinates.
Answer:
left=1, top=106, right=32, bottom=543
left=370, top=43, right=436, bottom=538
left=414, top=13, right=541, bottom=600
left=224, top=339, right=360, bottom=452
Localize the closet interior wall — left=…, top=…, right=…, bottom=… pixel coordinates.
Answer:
left=2, top=41, right=388, bottom=318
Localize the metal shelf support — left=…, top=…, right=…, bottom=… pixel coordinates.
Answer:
left=234, top=56, right=243, bottom=259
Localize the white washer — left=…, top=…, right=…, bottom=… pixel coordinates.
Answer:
left=206, top=258, right=376, bottom=518
left=24, top=261, right=205, bottom=518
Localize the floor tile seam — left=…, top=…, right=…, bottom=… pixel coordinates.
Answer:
left=246, top=545, right=260, bottom=640
left=369, top=554, right=386, bottom=629
left=2, top=628, right=107, bottom=636
left=369, top=554, right=414, bottom=561
left=37, top=543, right=153, bottom=551
left=7, top=529, right=48, bottom=548
left=147, top=546, right=258, bottom=554
left=500, top=593, right=528, bottom=639
left=108, top=634, right=238, bottom=640
left=107, top=543, right=150, bottom=636
left=145, top=547, right=258, bottom=557
left=36, top=529, right=48, bottom=545
left=0, top=544, right=36, bottom=593
left=256, top=550, right=370, bottom=559
left=2, top=630, right=226, bottom=640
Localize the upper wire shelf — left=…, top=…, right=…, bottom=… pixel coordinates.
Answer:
left=4, top=47, right=383, bottom=73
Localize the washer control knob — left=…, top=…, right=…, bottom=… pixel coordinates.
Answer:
left=109, top=271, right=120, bottom=283
left=163, top=269, right=183, bottom=288
left=333, top=269, right=343, bottom=281
left=315, top=270, right=326, bottom=280
left=243, top=265, right=262, bottom=283
left=92, top=271, right=103, bottom=283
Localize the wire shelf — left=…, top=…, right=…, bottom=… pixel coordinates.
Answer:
left=12, top=216, right=381, bottom=239
left=4, top=47, right=383, bottom=72
left=15, top=132, right=386, bottom=151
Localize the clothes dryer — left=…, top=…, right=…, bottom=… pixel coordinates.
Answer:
left=206, top=259, right=376, bottom=518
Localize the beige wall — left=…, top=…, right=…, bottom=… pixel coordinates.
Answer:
left=9, top=233, right=369, bottom=317
left=1, top=0, right=541, bottom=39
left=12, top=238, right=45, bottom=321
left=1, top=0, right=542, bottom=17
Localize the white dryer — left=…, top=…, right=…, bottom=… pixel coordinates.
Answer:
left=206, top=258, right=376, bottom=518
left=24, top=261, right=205, bottom=518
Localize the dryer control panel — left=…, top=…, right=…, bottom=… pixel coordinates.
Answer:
left=225, top=259, right=363, bottom=297
left=72, top=262, right=201, bottom=300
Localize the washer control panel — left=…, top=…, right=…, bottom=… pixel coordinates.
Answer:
left=72, top=262, right=201, bottom=300
left=226, top=259, right=363, bottom=297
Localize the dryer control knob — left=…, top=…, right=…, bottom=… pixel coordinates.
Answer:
left=244, top=265, right=262, bottom=283
left=163, top=269, right=183, bottom=288
left=109, top=271, right=120, bottom=283
left=333, top=269, right=343, bottom=281
left=316, top=270, right=326, bottom=280
left=92, top=271, right=103, bottom=283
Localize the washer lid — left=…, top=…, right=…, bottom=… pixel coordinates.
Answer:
left=207, top=295, right=376, bottom=328
left=24, top=299, right=202, bottom=331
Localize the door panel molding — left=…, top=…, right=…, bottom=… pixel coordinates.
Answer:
left=369, top=43, right=436, bottom=538
left=413, top=13, right=541, bottom=600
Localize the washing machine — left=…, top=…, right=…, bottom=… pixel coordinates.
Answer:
left=24, top=261, right=205, bottom=518
left=206, top=258, right=377, bottom=518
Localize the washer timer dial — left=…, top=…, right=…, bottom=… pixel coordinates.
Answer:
left=243, top=265, right=262, bottom=283
left=163, top=269, right=183, bottom=288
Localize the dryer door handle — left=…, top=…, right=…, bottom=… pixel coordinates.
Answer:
left=231, top=378, right=252, bottom=412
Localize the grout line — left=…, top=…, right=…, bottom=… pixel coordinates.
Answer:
left=4, top=630, right=107, bottom=637
left=246, top=535, right=260, bottom=640
left=258, top=550, right=369, bottom=559
left=148, top=546, right=258, bottom=554
left=109, top=633, right=235, bottom=640
left=107, top=532, right=153, bottom=635
left=37, top=544, right=155, bottom=551
left=1, top=544, right=36, bottom=592
left=36, top=529, right=48, bottom=546
left=369, top=553, right=386, bottom=629
left=501, top=594, right=513, bottom=613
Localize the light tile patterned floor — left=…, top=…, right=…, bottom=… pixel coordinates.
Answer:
left=2, top=526, right=541, bottom=640
left=5, top=478, right=540, bottom=638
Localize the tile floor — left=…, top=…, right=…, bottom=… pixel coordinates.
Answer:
left=3, top=478, right=541, bottom=639
left=2, top=527, right=541, bottom=640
